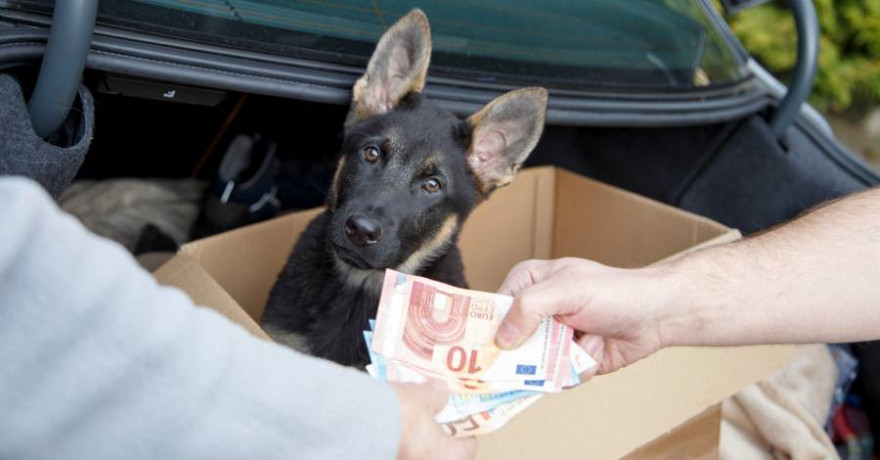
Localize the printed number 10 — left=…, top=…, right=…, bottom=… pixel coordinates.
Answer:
left=446, top=346, right=482, bottom=373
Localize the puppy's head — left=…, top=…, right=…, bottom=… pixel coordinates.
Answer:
left=329, top=9, right=547, bottom=274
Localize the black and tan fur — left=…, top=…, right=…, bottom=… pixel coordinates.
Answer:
left=261, top=9, right=548, bottom=367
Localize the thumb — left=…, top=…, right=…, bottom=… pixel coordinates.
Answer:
left=575, top=334, right=605, bottom=381
left=495, top=282, right=561, bottom=350
left=418, top=380, right=451, bottom=414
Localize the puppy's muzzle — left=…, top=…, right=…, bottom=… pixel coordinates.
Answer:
left=345, top=214, right=383, bottom=246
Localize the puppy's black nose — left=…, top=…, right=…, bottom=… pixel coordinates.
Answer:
left=345, top=215, right=382, bottom=246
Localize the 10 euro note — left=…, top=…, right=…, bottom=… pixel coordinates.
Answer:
left=371, top=269, right=576, bottom=392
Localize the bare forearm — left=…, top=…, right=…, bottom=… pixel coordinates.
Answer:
left=657, top=187, right=880, bottom=347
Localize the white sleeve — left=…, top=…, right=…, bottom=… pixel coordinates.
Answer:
left=0, top=177, right=399, bottom=460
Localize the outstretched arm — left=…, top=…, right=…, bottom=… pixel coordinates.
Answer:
left=494, top=187, right=880, bottom=377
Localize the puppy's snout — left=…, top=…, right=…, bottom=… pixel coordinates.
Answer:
left=345, top=215, right=383, bottom=246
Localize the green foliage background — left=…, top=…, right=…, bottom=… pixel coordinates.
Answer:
left=721, top=0, right=880, bottom=113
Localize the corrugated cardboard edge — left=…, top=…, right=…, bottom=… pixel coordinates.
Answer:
left=459, top=167, right=558, bottom=290
left=177, top=208, right=324, bottom=320
left=532, top=166, right=556, bottom=259
left=624, top=405, right=722, bottom=459
left=153, top=252, right=270, bottom=340
left=550, top=169, right=736, bottom=268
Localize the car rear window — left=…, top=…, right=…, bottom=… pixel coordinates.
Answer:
left=4, top=0, right=748, bottom=91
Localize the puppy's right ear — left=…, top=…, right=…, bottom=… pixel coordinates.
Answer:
left=345, top=9, right=431, bottom=129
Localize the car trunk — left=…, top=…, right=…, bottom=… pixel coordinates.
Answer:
left=12, top=67, right=880, bottom=451
left=74, top=69, right=879, bottom=233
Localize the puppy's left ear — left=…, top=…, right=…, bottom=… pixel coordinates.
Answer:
left=466, top=87, right=548, bottom=194
left=345, top=9, right=431, bottom=128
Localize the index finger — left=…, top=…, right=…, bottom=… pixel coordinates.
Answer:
left=497, top=259, right=551, bottom=296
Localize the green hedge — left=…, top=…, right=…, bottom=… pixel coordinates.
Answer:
left=723, top=0, right=880, bottom=113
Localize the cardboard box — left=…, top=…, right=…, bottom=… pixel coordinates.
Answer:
left=154, top=167, right=801, bottom=458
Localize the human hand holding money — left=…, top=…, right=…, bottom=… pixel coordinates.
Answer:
left=391, top=381, right=477, bottom=460
left=365, top=269, right=596, bottom=437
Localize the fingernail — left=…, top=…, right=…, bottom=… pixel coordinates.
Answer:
left=496, top=322, right=521, bottom=349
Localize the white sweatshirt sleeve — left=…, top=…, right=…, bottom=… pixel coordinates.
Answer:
left=0, top=177, right=400, bottom=460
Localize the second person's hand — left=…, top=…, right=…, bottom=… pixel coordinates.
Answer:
left=493, top=258, right=674, bottom=380
left=392, top=381, right=477, bottom=460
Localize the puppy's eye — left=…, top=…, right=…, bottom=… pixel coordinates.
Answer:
left=363, top=146, right=380, bottom=163
left=424, top=178, right=442, bottom=193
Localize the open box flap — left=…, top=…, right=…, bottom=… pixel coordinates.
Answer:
left=153, top=252, right=269, bottom=340
left=179, top=208, right=323, bottom=320
left=624, top=404, right=722, bottom=459
left=459, top=167, right=557, bottom=291
left=552, top=168, right=736, bottom=267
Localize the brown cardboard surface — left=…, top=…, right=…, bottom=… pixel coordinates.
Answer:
left=552, top=169, right=732, bottom=267
left=476, top=345, right=800, bottom=460
left=153, top=253, right=269, bottom=340
left=180, top=208, right=323, bottom=320
left=154, top=167, right=801, bottom=458
left=458, top=167, right=556, bottom=291
left=459, top=167, right=737, bottom=291
left=624, top=405, right=722, bottom=459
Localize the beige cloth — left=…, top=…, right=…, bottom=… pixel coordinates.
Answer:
left=59, top=179, right=206, bottom=252
left=720, top=344, right=839, bottom=459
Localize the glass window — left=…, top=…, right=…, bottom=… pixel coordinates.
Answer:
left=4, top=0, right=749, bottom=91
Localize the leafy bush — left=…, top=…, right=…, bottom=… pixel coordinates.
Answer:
left=723, top=0, right=880, bottom=113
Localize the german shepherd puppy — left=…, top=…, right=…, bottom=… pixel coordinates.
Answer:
left=261, top=9, right=547, bottom=368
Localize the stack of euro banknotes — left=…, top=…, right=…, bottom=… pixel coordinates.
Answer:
left=364, top=269, right=596, bottom=437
